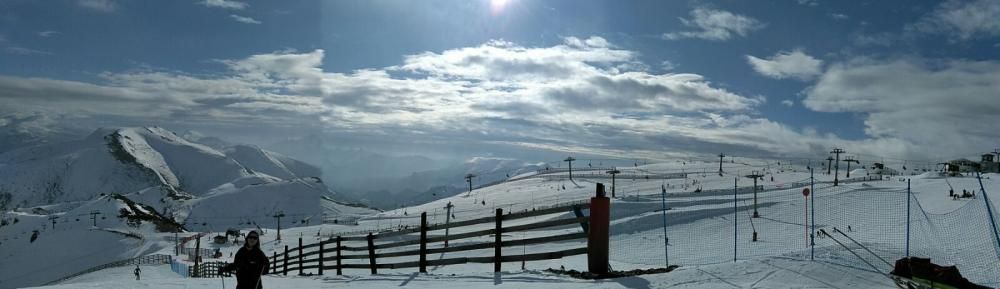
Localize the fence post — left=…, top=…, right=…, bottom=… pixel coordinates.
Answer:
left=420, top=212, right=428, bottom=273
left=367, top=233, right=377, bottom=274
left=906, top=179, right=911, bottom=257
left=977, top=172, right=1000, bottom=257
left=298, top=237, right=304, bottom=275
left=494, top=208, right=503, bottom=273
left=193, top=236, right=201, bottom=277
left=336, top=236, right=343, bottom=275
left=283, top=245, right=288, bottom=276
left=319, top=241, right=324, bottom=275
left=588, top=183, right=609, bottom=275
left=733, top=178, right=738, bottom=263
left=272, top=252, right=276, bottom=274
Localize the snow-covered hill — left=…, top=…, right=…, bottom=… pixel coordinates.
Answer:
left=345, top=157, right=546, bottom=209
left=9, top=155, right=1000, bottom=289
left=0, top=127, right=377, bottom=289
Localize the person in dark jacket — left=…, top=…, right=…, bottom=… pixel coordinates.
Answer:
left=221, top=230, right=269, bottom=289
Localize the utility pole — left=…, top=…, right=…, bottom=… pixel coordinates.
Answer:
left=564, top=157, right=576, bottom=180
left=745, top=171, right=764, bottom=218
left=718, top=153, right=726, bottom=176
left=606, top=168, right=621, bottom=198
left=464, top=174, right=476, bottom=195
left=89, top=211, right=101, bottom=227
left=826, top=156, right=834, bottom=175
left=844, top=156, right=860, bottom=178
left=443, top=202, right=454, bottom=248
left=49, top=216, right=58, bottom=230
left=831, top=148, right=845, bottom=186
left=273, top=211, right=285, bottom=241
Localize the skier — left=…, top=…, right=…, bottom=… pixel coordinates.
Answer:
left=134, top=265, right=141, bottom=280
left=221, top=230, right=269, bottom=289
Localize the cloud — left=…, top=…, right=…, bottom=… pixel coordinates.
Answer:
left=199, top=0, right=248, bottom=10
left=38, top=31, right=59, bottom=38
left=781, top=100, right=794, bottom=107
left=910, top=0, right=1000, bottom=40
left=0, top=37, right=946, bottom=161
left=77, top=0, right=117, bottom=12
left=804, top=58, right=1000, bottom=156
left=852, top=32, right=895, bottom=47
left=663, top=8, right=765, bottom=41
left=746, top=50, right=823, bottom=80
left=830, top=13, right=849, bottom=20
left=5, top=46, right=50, bottom=55
left=230, top=14, right=261, bottom=24
left=660, top=60, right=677, bottom=71
left=797, top=0, right=819, bottom=7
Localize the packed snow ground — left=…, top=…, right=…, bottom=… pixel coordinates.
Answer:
left=16, top=159, right=1000, bottom=288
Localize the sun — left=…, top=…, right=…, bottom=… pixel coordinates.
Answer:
left=490, top=0, right=510, bottom=14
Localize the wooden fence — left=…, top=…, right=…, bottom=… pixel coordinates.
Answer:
left=43, top=254, right=172, bottom=285
left=265, top=201, right=596, bottom=276
left=189, top=261, right=232, bottom=278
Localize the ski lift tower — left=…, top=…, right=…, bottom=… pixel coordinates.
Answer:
left=745, top=171, right=765, bottom=218
left=273, top=211, right=285, bottom=241
left=564, top=157, right=576, bottom=181
left=844, top=156, right=860, bottom=178
left=718, top=153, right=726, bottom=176
left=606, top=168, right=621, bottom=198
left=831, top=148, right=845, bottom=186
left=465, top=174, right=476, bottom=195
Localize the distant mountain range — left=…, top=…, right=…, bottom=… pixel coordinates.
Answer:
left=266, top=135, right=546, bottom=209
left=0, top=127, right=375, bottom=230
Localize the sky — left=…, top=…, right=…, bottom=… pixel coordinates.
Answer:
left=1, top=0, right=999, bottom=164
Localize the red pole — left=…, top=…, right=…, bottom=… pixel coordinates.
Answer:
left=588, top=183, right=610, bottom=275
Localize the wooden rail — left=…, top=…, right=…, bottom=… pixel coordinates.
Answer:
left=260, top=202, right=592, bottom=276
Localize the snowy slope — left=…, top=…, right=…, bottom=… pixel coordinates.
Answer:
left=224, top=145, right=321, bottom=181
left=12, top=158, right=1000, bottom=289
left=0, top=127, right=378, bottom=289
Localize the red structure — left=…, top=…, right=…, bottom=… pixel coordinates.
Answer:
left=588, top=183, right=610, bottom=275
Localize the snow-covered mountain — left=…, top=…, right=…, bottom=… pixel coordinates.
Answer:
left=347, top=157, right=546, bottom=209
left=0, top=127, right=378, bottom=288
left=0, top=126, right=377, bottom=231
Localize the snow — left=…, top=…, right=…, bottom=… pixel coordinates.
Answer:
left=0, top=127, right=376, bottom=289
left=5, top=151, right=1000, bottom=289
left=24, top=258, right=898, bottom=289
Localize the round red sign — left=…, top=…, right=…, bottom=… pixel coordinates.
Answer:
left=802, top=188, right=810, bottom=196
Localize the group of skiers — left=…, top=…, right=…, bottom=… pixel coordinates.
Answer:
left=949, top=188, right=977, bottom=200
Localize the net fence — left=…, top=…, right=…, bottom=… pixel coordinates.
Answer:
left=609, top=176, right=1000, bottom=286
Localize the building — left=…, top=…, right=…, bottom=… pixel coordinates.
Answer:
left=870, top=162, right=898, bottom=176
left=981, top=154, right=1000, bottom=173
left=946, top=159, right=980, bottom=173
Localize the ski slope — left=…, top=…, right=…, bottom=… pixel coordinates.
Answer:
left=14, top=159, right=1000, bottom=288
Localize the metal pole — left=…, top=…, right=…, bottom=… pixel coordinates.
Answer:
left=733, top=178, right=737, bottom=263
left=660, top=185, right=669, bottom=267
left=906, top=178, right=911, bottom=257
left=444, top=202, right=453, bottom=248
left=977, top=172, right=1000, bottom=256
left=810, top=168, right=815, bottom=260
